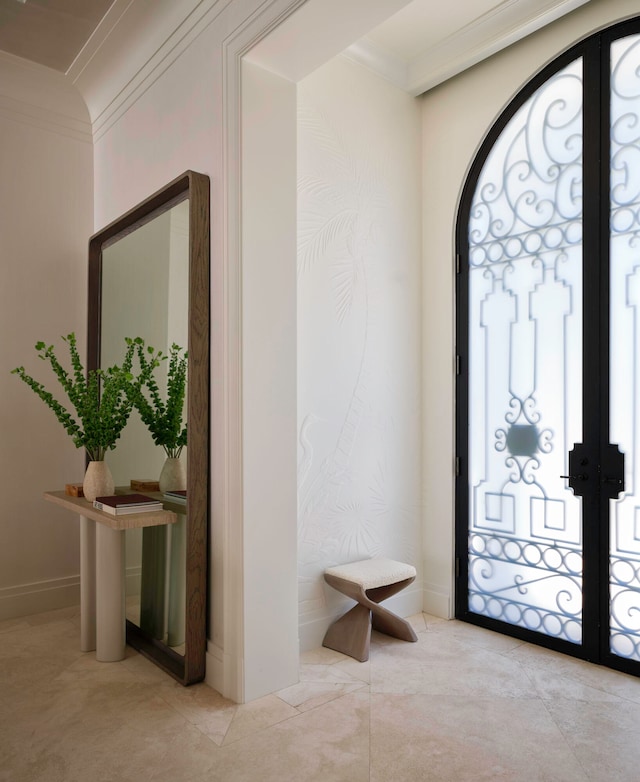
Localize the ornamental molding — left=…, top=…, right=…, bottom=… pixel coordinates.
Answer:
left=345, top=0, right=590, bottom=96
left=0, top=50, right=91, bottom=142
left=68, top=0, right=226, bottom=140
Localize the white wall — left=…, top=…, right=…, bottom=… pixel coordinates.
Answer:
left=241, top=60, right=299, bottom=696
left=420, top=0, right=640, bottom=618
left=85, top=0, right=414, bottom=704
left=0, top=54, right=93, bottom=619
left=296, top=55, right=422, bottom=648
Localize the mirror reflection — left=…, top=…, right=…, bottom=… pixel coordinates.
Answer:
left=100, top=198, right=189, bottom=654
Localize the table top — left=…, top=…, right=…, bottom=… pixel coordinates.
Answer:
left=44, top=491, right=178, bottom=531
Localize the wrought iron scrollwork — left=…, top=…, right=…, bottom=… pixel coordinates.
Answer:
left=469, top=531, right=582, bottom=643
left=470, top=66, right=583, bottom=269
left=495, top=395, right=553, bottom=487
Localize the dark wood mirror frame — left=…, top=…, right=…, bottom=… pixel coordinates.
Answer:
left=87, top=170, right=210, bottom=685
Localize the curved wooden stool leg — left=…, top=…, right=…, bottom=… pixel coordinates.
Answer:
left=367, top=578, right=418, bottom=643
left=370, top=602, right=417, bottom=642
left=322, top=603, right=372, bottom=662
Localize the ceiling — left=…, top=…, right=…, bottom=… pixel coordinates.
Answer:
left=0, top=0, right=589, bottom=82
left=0, top=0, right=112, bottom=72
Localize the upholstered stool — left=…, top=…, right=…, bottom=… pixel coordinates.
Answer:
left=322, top=558, right=418, bottom=662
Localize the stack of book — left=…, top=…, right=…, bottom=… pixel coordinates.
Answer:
left=93, top=493, right=164, bottom=515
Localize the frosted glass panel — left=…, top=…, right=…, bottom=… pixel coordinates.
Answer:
left=468, top=60, right=584, bottom=643
left=609, top=34, right=640, bottom=661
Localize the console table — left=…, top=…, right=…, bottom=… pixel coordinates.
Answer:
left=44, top=491, right=177, bottom=662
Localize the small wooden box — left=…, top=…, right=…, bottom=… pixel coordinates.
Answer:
left=65, top=483, right=84, bottom=497
left=130, top=478, right=160, bottom=492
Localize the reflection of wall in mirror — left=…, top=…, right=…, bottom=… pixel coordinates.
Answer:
left=101, top=202, right=189, bottom=596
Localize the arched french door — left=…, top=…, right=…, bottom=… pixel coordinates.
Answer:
left=456, top=17, right=640, bottom=675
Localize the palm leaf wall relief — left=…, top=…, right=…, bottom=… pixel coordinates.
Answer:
left=328, top=500, right=382, bottom=560
left=297, top=97, right=399, bottom=575
left=298, top=106, right=355, bottom=178
left=297, top=174, right=343, bottom=204
left=330, top=257, right=360, bottom=324
left=297, top=209, right=357, bottom=272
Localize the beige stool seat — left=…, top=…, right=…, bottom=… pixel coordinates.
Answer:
left=322, top=558, right=418, bottom=662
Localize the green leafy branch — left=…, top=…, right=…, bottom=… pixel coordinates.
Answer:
left=11, top=333, right=139, bottom=462
left=127, top=339, right=188, bottom=459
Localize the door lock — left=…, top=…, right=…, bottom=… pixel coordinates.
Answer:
left=562, top=444, right=625, bottom=499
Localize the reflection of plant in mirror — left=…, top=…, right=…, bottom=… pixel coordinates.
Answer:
left=127, top=338, right=188, bottom=459
left=11, top=333, right=138, bottom=461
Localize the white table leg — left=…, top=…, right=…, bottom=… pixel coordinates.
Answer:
left=95, top=524, right=126, bottom=662
left=79, top=515, right=96, bottom=652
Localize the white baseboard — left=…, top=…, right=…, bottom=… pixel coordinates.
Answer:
left=423, top=583, right=451, bottom=619
left=205, top=642, right=223, bottom=694
left=205, top=641, right=245, bottom=703
left=0, top=576, right=80, bottom=621
left=298, top=584, right=424, bottom=652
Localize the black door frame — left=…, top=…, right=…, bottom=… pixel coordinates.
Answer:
left=455, top=16, right=640, bottom=677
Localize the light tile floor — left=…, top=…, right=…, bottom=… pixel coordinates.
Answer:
left=3, top=608, right=640, bottom=781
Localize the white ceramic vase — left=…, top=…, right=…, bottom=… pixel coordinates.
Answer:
left=83, top=460, right=115, bottom=502
left=159, top=457, right=186, bottom=493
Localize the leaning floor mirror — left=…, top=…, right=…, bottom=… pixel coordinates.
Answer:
left=88, top=171, right=209, bottom=685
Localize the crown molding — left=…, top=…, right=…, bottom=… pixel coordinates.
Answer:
left=408, top=0, right=591, bottom=94
left=0, top=50, right=92, bottom=142
left=345, top=0, right=590, bottom=95
left=63, top=0, right=590, bottom=139
left=68, top=0, right=229, bottom=140
left=341, top=38, right=408, bottom=90
left=74, top=0, right=415, bottom=138
left=0, top=93, right=92, bottom=143
left=66, top=0, right=136, bottom=83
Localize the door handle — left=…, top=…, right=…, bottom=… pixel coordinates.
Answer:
left=563, top=444, right=590, bottom=497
